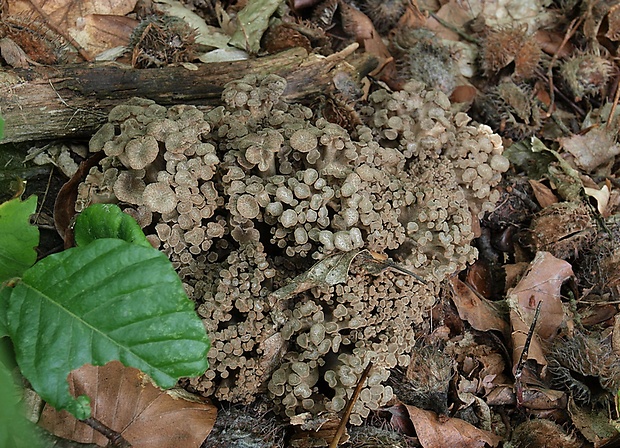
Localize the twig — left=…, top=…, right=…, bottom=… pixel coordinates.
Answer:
left=34, top=165, right=54, bottom=225
left=606, top=69, right=620, bottom=130
left=515, top=301, right=542, bottom=380
left=380, top=259, right=428, bottom=284
left=546, top=16, right=583, bottom=117
left=81, top=417, right=132, bottom=448
left=329, top=362, right=373, bottom=448
left=357, top=251, right=427, bottom=284
left=514, top=301, right=542, bottom=406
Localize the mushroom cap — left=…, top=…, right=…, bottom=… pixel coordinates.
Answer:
left=143, top=182, right=177, bottom=213
left=290, top=128, right=318, bottom=153
left=236, top=194, right=260, bottom=219
left=126, top=135, right=160, bottom=170
left=113, top=171, right=146, bottom=205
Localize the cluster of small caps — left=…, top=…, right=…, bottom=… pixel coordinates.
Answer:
left=359, top=80, right=509, bottom=217
left=269, top=266, right=431, bottom=424
left=78, top=73, right=508, bottom=424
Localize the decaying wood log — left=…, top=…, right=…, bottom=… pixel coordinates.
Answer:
left=0, top=44, right=376, bottom=144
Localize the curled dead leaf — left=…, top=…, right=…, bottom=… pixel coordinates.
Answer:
left=449, top=277, right=510, bottom=338
left=584, top=184, right=610, bottom=216
left=528, top=179, right=558, bottom=208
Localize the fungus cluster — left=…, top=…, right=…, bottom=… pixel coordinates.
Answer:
left=78, top=74, right=508, bottom=424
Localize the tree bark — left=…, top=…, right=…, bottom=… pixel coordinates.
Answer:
left=1, top=45, right=376, bottom=143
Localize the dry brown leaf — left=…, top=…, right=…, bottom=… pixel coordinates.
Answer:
left=425, top=0, right=474, bottom=42
left=580, top=304, right=616, bottom=326
left=568, top=398, right=619, bottom=445
left=254, top=331, right=287, bottom=392
left=395, top=1, right=426, bottom=30
left=559, top=128, right=620, bottom=172
left=584, top=184, right=611, bottom=216
left=39, top=361, right=216, bottom=448
left=337, top=0, right=395, bottom=84
left=450, top=85, right=477, bottom=104
left=339, top=1, right=375, bottom=41
left=518, top=385, right=566, bottom=410
left=507, top=252, right=572, bottom=368
left=534, top=29, right=573, bottom=57
left=10, top=0, right=135, bottom=17
left=9, top=0, right=137, bottom=54
left=54, top=152, right=106, bottom=246
left=504, top=262, right=529, bottom=291
left=449, top=277, right=510, bottom=338
left=0, top=37, right=31, bottom=67
left=405, top=405, right=501, bottom=448
left=528, top=179, right=558, bottom=208
left=465, top=260, right=492, bottom=299
left=486, top=386, right=516, bottom=406
left=70, top=14, right=137, bottom=55
left=606, top=4, right=620, bottom=40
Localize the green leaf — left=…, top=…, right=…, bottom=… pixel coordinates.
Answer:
left=229, top=0, right=284, bottom=53
left=0, top=196, right=39, bottom=283
left=0, top=285, right=10, bottom=338
left=7, top=238, right=210, bottom=420
left=0, top=115, right=4, bottom=140
left=74, top=203, right=151, bottom=248
left=0, top=349, right=42, bottom=448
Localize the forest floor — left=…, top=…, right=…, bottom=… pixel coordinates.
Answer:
left=2, top=0, right=620, bottom=447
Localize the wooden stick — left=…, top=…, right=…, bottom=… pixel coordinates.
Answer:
left=329, top=362, right=373, bottom=448
left=81, top=417, right=131, bottom=448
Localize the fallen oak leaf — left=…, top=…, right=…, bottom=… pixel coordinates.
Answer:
left=404, top=405, right=501, bottom=448
left=449, top=277, right=510, bottom=339
left=40, top=361, right=216, bottom=448
left=528, top=179, right=558, bottom=208
left=337, top=0, right=397, bottom=84
left=268, top=250, right=363, bottom=326
left=507, top=251, right=572, bottom=369
left=559, top=127, right=620, bottom=172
